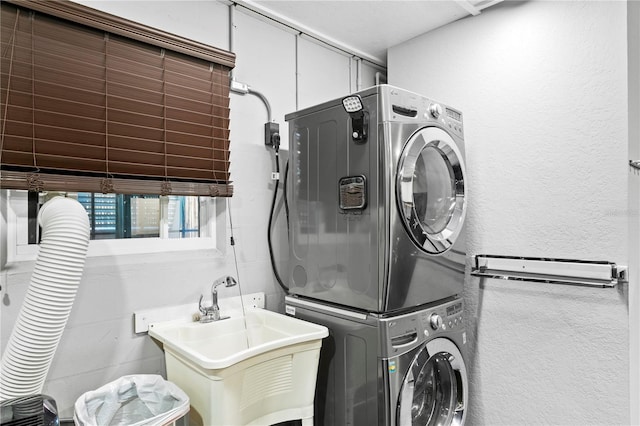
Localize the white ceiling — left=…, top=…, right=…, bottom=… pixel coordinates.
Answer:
left=234, top=0, right=502, bottom=66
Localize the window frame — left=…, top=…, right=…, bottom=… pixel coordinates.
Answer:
left=0, top=1, right=233, bottom=264
left=3, top=189, right=227, bottom=263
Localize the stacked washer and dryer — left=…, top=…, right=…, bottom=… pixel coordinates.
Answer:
left=284, top=85, right=468, bottom=426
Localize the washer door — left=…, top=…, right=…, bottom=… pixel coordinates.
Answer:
left=397, top=338, right=467, bottom=426
left=397, top=126, right=466, bottom=254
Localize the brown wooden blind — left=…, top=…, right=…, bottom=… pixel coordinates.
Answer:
left=1, top=0, right=235, bottom=196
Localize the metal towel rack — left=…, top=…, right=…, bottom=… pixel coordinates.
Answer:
left=471, top=254, right=628, bottom=288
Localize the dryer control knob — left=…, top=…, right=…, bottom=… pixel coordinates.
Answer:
left=429, top=103, right=442, bottom=119
left=429, top=313, right=443, bottom=330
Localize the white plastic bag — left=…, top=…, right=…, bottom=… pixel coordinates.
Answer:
left=73, top=375, right=189, bottom=426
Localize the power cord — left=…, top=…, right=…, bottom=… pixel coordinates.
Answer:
left=267, top=131, right=289, bottom=293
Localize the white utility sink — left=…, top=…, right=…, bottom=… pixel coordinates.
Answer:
left=148, top=307, right=328, bottom=426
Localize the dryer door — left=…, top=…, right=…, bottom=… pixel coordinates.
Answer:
left=397, top=338, right=467, bottom=426
left=397, top=126, right=466, bottom=254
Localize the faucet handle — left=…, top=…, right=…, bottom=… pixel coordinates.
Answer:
left=198, top=294, right=210, bottom=315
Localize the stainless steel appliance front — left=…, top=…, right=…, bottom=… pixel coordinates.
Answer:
left=286, top=85, right=467, bottom=312
left=285, top=295, right=468, bottom=426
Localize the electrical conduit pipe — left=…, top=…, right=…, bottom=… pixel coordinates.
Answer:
left=0, top=197, right=90, bottom=400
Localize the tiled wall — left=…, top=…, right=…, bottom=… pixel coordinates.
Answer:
left=0, top=1, right=381, bottom=418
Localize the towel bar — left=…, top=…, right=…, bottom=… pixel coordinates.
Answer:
left=471, top=254, right=628, bottom=288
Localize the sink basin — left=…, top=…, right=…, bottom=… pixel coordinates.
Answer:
left=148, top=307, right=327, bottom=369
left=148, top=307, right=328, bottom=426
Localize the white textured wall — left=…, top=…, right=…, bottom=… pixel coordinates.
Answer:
left=628, top=1, right=640, bottom=421
left=389, top=1, right=629, bottom=424
left=0, top=0, right=381, bottom=418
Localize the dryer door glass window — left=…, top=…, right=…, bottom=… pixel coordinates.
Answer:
left=397, top=126, right=466, bottom=254
left=397, top=339, right=467, bottom=426
left=414, top=146, right=455, bottom=234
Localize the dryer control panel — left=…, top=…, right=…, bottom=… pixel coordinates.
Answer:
left=443, top=106, right=464, bottom=138
left=381, top=87, right=464, bottom=139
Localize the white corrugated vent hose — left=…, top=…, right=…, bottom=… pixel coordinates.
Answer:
left=0, top=196, right=90, bottom=400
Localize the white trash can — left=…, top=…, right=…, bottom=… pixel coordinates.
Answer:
left=73, top=375, right=189, bottom=426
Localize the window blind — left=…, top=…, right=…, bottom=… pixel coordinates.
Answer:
left=1, top=0, right=235, bottom=196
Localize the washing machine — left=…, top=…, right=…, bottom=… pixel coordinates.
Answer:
left=285, top=295, right=468, bottom=426
left=285, top=85, right=467, bottom=313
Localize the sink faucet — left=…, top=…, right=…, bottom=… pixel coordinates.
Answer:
left=198, top=275, right=237, bottom=322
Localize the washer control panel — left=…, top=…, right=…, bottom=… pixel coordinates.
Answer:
left=420, top=300, right=464, bottom=333
left=380, top=298, right=465, bottom=358
left=444, top=300, right=464, bottom=330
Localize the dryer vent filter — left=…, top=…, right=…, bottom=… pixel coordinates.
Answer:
left=339, top=176, right=367, bottom=211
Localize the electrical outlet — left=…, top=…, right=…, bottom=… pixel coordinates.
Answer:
left=265, top=122, right=279, bottom=147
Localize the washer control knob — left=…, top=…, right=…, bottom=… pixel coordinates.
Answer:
left=429, top=103, right=442, bottom=119
left=429, top=313, right=443, bottom=330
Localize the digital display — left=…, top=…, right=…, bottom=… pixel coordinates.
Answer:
left=446, top=108, right=461, bottom=122
left=447, top=303, right=462, bottom=316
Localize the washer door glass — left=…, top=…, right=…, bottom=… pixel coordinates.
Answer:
left=397, top=127, right=465, bottom=254
left=397, top=339, right=467, bottom=426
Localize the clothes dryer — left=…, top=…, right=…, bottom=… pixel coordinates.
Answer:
left=285, top=295, right=468, bottom=426
left=286, top=85, right=467, bottom=312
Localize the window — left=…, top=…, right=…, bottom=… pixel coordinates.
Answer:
left=0, top=1, right=233, bottom=262
left=3, top=189, right=226, bottom=262
left=26, top=192, right=204, bottom=243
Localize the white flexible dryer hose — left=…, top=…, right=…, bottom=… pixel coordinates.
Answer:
left=0, top=196, right=90, bottom=400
